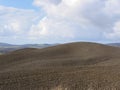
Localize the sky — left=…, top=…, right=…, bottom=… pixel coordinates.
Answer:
left=0, top=0, right=120, bottom=44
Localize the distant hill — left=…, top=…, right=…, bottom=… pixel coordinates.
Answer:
left=0, top=43, right=55, bottom=54
left=1, top=42, right=120, bottom=89
left=107, top=43, right=120, bottom=47
left=0, top=43, right=15, bottom=47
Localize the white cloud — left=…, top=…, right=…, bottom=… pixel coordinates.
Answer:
left=30, top=0, right=101, bottom=38
left=31, top=0, right=120, bottom=42
left=0, top=5, right=39, bottom=37
left=1, top=0, right=120, bottom=43
left=104, top=0, right=120, bottom=16
left=29, top=17, right=75, bottom=39
left=105, top=21, right=120, bottom=40
left=31, top=0, right=106, bottom=41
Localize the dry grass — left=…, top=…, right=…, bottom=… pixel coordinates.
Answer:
left=0, top=42, right=120, bottom=90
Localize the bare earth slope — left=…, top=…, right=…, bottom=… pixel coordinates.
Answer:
left=0, top=42, right=120, bottom=90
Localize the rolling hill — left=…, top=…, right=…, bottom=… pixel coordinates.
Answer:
left=0, top=43, right=54, bottom=54
left=0, top=42, right=120, bottom=90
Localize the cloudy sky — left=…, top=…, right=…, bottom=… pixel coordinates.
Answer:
left=0, top=0, right=120, bottom=44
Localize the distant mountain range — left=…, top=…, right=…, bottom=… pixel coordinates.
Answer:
left=107, top=43, right=120, bottom=47
left=0, top=43, right=56, bottom=54
left=0, top=43, right=16, bottom=47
